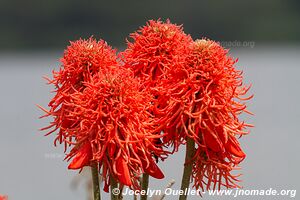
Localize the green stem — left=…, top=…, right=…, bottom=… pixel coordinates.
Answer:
left=91, top=164, right=101, bottom=200
left=141, top=173, right=149, bottom=200
left=111, top=176, right=119, bottom=200
left=179, top=137, right=195, bottom=200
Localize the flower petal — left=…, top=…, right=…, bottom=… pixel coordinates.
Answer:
left=68, top=143, right=92, bottom=170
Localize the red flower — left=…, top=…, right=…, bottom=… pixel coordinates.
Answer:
left=164, top=39, right=252, bottom=190
left=62, top=67, right=166, bottom=189
left=50, top=37, right=118, bottom=91
left=121, top=19, right=192, bottom=85
left=40, top=37, right=118, bottom=149
left=121, top=19, right=192, bottom=151
left=39, top=21, right=253, bottom=193
left=40, top=37, right=167, bottom=190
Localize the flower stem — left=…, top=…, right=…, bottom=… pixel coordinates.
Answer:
left=159, top=179, right=175, bottom=200
left=179, top=137, right=195, bottom=200
left=141, top=173, right=149, bottom=200
left=111, top=176, right=119, bottom=200
left=91, top=164, right=101, bottom=200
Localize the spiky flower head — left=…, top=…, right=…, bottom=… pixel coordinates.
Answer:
left=121, top=19, right=192, bottom=85
left=173, top=39, right=252, bottom=190
left=64, top=67, right=166, bottom=190
left=40, top=38, right=118, bottom=148
left=39, top=21, right=253, bottom=194
left=121, top=20, right=193, bottom=151
left=51, top=37, right=118, bottom=91
left=40, top=38, right=166, bottom=191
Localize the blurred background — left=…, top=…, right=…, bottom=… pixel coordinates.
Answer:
left=0, top=0, right=299, bottom=200
left=1, top=0, right=300, bottom=49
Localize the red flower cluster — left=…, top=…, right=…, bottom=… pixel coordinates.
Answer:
left=185, top=39, right=253, bottom=190
left=40, top=38, right=118, bottom=149
left=40, top=20, right=252, bottom=192
left=40, top=38, right=166, bottom=190
left=121, top=20, right=193, bottom=151
left=121, top=21, right=252, bottom=190
left=122, top=19, right=192, bottom=85
left=65, top=68, right=166, bottom=189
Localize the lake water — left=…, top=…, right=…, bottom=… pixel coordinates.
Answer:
left=0, top=45, right=300, bottom=199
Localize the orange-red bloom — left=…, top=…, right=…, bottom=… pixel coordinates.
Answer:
left=39, top=21, right=253, bottom=193
left=121, top=19, right=192, bottom=151
left=121, top=19, right=192, bottom=85
left=162, top=39, right=252, bottom=190
left=122, top=21, right=252, bottom=190
left=50, top=37, right=118, bottom=91
left=40, top=37, right=118, bottom=148
left=40, top=38, right=166, bottom=190
left=63, top=68, right=166, bottom=189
